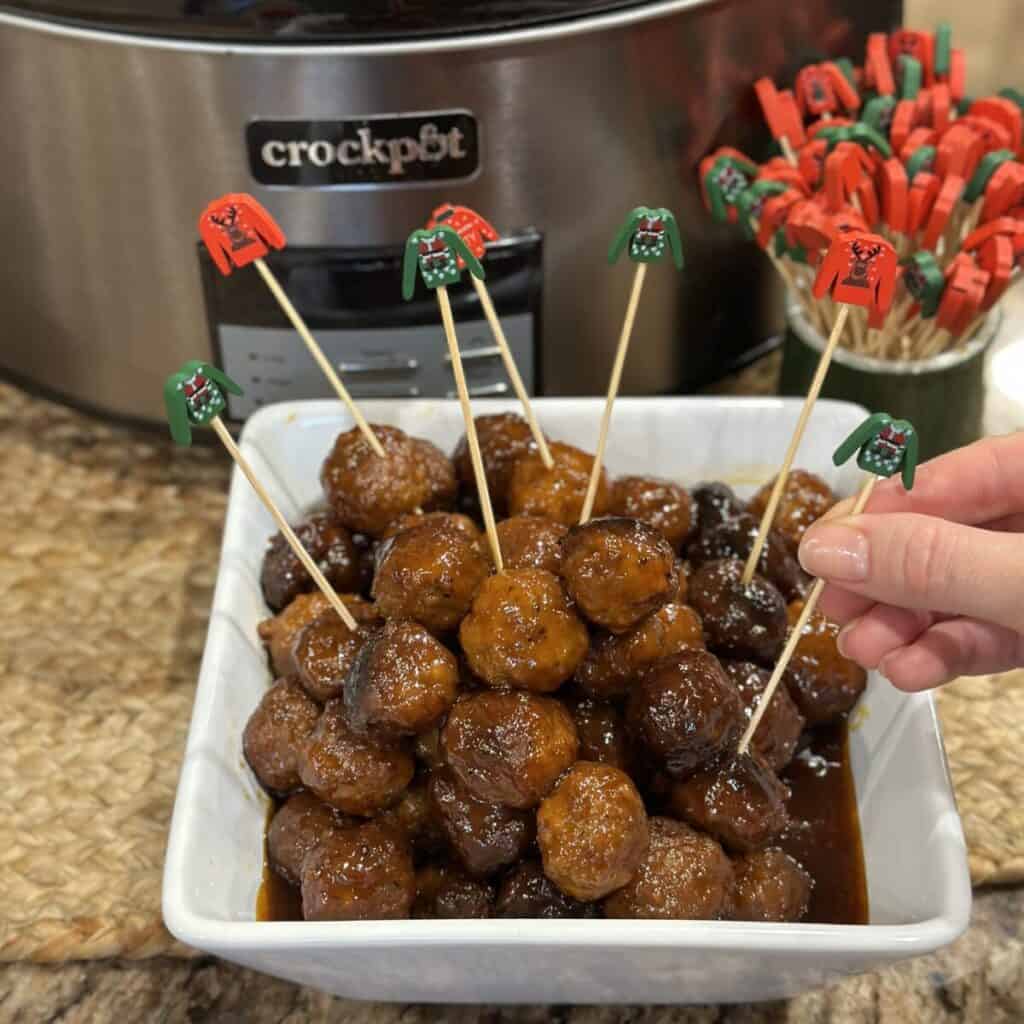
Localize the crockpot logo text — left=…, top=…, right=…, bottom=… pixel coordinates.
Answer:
left=247, top=113, right=479, bottom=187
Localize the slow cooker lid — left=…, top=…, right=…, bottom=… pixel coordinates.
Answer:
left=0, top=1, right=664, bottom=42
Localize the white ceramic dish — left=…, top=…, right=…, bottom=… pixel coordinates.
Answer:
left=163, top=397, right=971, bottom=1005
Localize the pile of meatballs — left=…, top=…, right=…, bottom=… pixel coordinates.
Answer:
left=243, top=413, right=867, bottom=923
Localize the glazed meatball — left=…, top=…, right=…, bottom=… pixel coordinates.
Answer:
left=688, top=558, right=788, bottom=665
left=691, top=482, right=745, bottom=535
left=537, top=762, right=649, bottom=902
left=242, top=677, right=320, bottom=796
left=687, top=513, right=809, bottom=601
left=258, top=592, right=332, bottom=678
left=379, top=511, right=482, bottom=547
left=297, top=699, right=414, bottom=816
left=267, top=792, right=352, bottom=887
left=428, top=767, right=534, bottom=877
left=373, top=774, right=447, bottom=857
left=372, top=519, right=491, bottom=635
left=566, top=695, right=632, bottom=770
left=626, top=648, right=743, bottom=779
left=507, top=441, right=611, bottom=526
left=561, top=518, right=677, bottom=633
left=495, top=860, right=595, bottom=919
left=292, top=600, right=382, bottom=703
left=453, top=413, right=539, bottom=515
left=610, top=476, right=694, bottom=550
left=260, top=511, right=365, bottom=612
left=301, top=822, right=415, bottom=921
left=321, top=424, right=456, bottom=537
left=414, top=863, right=495, bottom=919
left=722, top=660, right=805, bottom=773
left=748, top=469, right=836, bottom=548
left=441, top=690, right=579, bottom=809
left=604, top=817, right=733, bottom=920
left=344, top=619, right=459, bottom=736
left=459, top=569, right=588, bottom=692
left=496, top=515, right=568, bottom=574
left=575, top=602, right=704, bottom=701
left=727, top=848, right=812, bottom=923
left=669, top=751, right=790, bottom=853
left=784, top=602, right=868, bottom=725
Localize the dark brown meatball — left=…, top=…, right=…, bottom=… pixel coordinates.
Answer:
left=537, top=762, right=649, bottom=902
left=495, top=860, right=595, bottom=918
left=373, top=774, right=447, bottom=858
left=453, top=413, right=539, bottom=516
left=413, top=863, right=495, bottom=919
left=507, top=441, right=611, bottom=526
left=669, top=751, right=790, bottom=853
left=691, top=482, right=745, bottom=535
left=428, top=767, right=534, bottom=877
left=604, top=817, right=733, bottom=920
left=379, top=511, right=483, bottom=547
left=784, top=602, right=868, bottom=725
left=292, top=601, right=382, bottom=703
left=260, top=511, right=365, bottom=612
left=496, top=515, right=568, bottom=574
left=301, top=822, right=415, bottom=920
left=344, top=619, right=459, bottom=736
left=626, top=649, right=743, bottom=780
left=321, top=424, right=456, bottom=537
left=748, top=469, right=836, bottom=548
left=566, top=695, right=632, bottom=770
left=575, top=602, right=704, bottom=701
left=242, top=677, right=320, bottom=796
left=267, top=792, right=352, bottom=887
left=372, top=519, right=492, bottom=635
left=688, top=558, right=788, bottom=665
left=687, top=513, right=809, bottom=601
left=560, top=518, right=678, bottom=633
left=441, top=691, right=578, bottom=809
left=610, top=476, right=694, bottom=550
left=459, top=569, right=588, bottom=693
left=297, top=699, right=414, bottom=816
left=258, top=592, right=332, bottom=678
left=727, top=847, right=812, bottom=923
left=721, top=660, right=805, bottom=773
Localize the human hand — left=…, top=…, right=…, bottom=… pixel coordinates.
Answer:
left=797, top=431, right=1024, bottom=691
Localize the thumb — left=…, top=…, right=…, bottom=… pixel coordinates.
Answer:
left=798, top=512, right=1024, bottom=635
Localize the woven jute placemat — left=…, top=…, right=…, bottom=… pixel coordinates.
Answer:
left=0, top=379, right=1021, bottom=963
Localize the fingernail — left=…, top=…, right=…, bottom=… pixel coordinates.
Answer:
left=836, top=619, right=860, bottom=658
left=799, top=523, right=869, bottom=582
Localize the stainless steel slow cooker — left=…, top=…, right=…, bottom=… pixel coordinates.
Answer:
left=0, top=0, right=899, bottom=422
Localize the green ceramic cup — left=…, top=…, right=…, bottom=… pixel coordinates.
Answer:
left=779, top=300, right=999, bottom=463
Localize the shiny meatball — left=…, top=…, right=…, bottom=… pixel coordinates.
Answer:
left=669, top=751, right=790, bottom=853
left=344, top=619, right=459, bottom=736
left=292, top=601, right=382, bottom=703
left=297, top=699, right=414, bottom=816
left=441, top=691, right=579, bottom=809
left=626, top=648, right=743, bottom=779
left=242, top=677, right=320, bottom=796
left=321, top=424, right=456, bottom=537
left=688, top=558, right=788, bottom=665
left=610, top=476, right=694, bottom=550
left=687, top=513, right=809, bottom=601
left=301, top=822, right=414, bottom=921
left=258, top=592, right=332, bottom=678
left=576, top=602, right=704, bottom=701
left=496, top=860, right=595, bottom=918
left=428, top=767, right=534, bottom=877
left=260, top=511, right=365, bottom=612
left=373, top=774, right=447, bottom=858
left=567, top=694, right=632, bottom=770
left=459, top=569, right=588, bottom=692
left=727, top=848, right=812, bottom=923
left=496, top=515, right=568, bottom=574
left=453, top=413, right=539, bottom=515
left=691, top=482, right=745, bottom=535
left=722, top=660, right=805, bottom=773
left=537, top=762, right=649, bottom=902
left=372, top=519, right=491, bottom=635
left=561, top=518, right=677, bottom=633
left=784, top=602, right=868, bottom=725
left=414, top=863, right=495, bottom=919
left=748, top=469, right=836, bottom=548
left=267, top=792, right=352, bottom=887
left=379, top=511, right=482, bottom=547
left=507, top=441, right=611, bottom=526
left=604, top=817, right=733, bottom=920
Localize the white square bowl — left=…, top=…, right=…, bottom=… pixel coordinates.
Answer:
left=163, top=397, right=971, bottom=1005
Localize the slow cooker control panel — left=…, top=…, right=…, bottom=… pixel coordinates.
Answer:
left=200, top=234, right=542, bottom=420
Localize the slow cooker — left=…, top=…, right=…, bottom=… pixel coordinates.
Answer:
left=0, top=0, right=900, bottom=423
